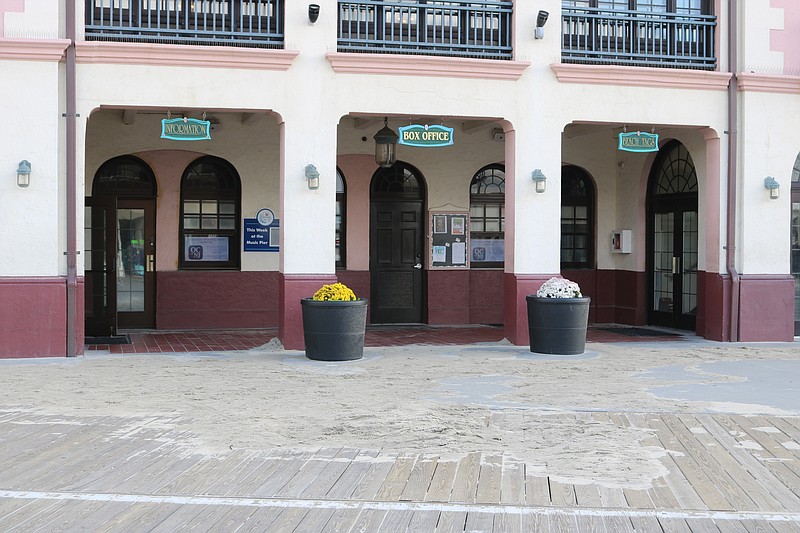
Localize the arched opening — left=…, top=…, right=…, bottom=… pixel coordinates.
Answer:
left=646, top=140, right=699, bottom=331
left=86, top=155, right=158, bottom=336
left=369, top=161, right=427, bottom=324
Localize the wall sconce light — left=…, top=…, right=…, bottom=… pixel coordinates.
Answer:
left=535, top=10, right=549, bottom=39
left=764, top=176, right=780, bottom=199
left=16, top=160, right=31, bottom=188
left=532, top=169, right=547, bottom=193
left=373, top=117, right=398, bottom=168
left=305, top=164, right=320, bottom=190
left=308, top=4, right=320, bottom=24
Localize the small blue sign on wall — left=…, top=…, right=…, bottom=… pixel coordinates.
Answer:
left=244, top=209, right=279, bottom=252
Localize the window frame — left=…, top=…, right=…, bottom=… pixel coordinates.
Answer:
left=560, top=165, right=596, bottom=270
left=469, top=163, right=505, bottom=269
left=336, top=168, right=347, bottom=269
left=179, top=156, right=242, bottom=271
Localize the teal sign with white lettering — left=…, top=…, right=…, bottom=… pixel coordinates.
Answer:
left=398, top=124, right=454, bottom=147
left=618, top=132, right=659, bottom=153
left=161, top=117, right=211, bottom=141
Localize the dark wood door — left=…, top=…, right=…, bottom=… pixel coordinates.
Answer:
left=792, top=187, right=800, bottom=336
left=84, top=198, right=156, bottom=335
left=84, top=197, right=117, bottom=336
left=649, top=202, right=698, bottom=331
left=370, top=200, right=425, bottom=323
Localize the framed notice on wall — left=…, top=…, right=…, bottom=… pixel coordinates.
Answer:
left=429, top=211, right=469, bottom=269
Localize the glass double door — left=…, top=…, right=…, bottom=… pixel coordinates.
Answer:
left=650, top=203, right=698, bottom=330
left=85, top=197, right=156, bottom=336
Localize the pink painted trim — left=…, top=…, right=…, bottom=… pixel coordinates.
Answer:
left=75, top=41, right=299, bottom=70
left=737, top=73, right=800, bottom=94
left=326, top=52, right=530, bottom=80
left=0, top=0, right=25, bottom=37
left=551, top=63, right=731, bottom=91
left=770, top=0, right=800, bottom=74
left=0, top=38, right=69, bottom=61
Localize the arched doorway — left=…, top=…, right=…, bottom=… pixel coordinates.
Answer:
left=369, top=161, right=426, bottom=323
left=646, top=141, right=699, bottom=331
left=86, top=155, right=158, bottom=336
left=791, top=152, right=800, bottom=335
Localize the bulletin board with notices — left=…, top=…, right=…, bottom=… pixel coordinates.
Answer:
left=428, top=211, right=470, bottom=269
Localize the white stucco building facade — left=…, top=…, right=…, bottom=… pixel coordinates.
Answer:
left=1, top=0, right=798, bottom=357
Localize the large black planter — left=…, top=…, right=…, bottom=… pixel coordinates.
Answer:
left=301, top=298, right=368, bottom=361
left=526, top=296, right=591, bottom=355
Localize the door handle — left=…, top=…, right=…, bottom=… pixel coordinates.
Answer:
left=672, top=257, right=680, bottom=274
left=414, top=263, right=422, bottom=270
left=146, top=254, right=155, bottom=272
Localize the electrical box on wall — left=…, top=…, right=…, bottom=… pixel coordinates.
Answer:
left=611, top=230, right=632, bottom=253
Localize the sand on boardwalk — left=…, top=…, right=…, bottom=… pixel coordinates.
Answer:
left=0, top=340, right=798, bottom=489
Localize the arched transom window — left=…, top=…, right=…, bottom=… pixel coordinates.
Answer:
left=179, top=156, right=241, bottom=270
left=469, top=164, right=505, bottom=268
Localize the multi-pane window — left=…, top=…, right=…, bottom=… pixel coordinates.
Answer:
left=469, top=164, right=505, bottom=268
left=179, top=156, right=241, bottom=270
left=792, top=153, right=800, bottom=332
left=561, top=165, right=595, bottom=269
left=336, top=169, right=346, bottom=269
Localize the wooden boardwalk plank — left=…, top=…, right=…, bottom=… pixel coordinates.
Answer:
left=574, top=483, right=602, bottom=507
left=575, top=514, right=606, bottom=533
left=292, top=508, right=337, bottom=532
left=101, top=502, right=183, bottom=533
left=406, top=510, right=441, bottom=531
left=464, top=511, right=494, bottom=532
left=669, top=414, right=783, bottom=512
left=521, top=512, right=551, bottom=532
left=723, top=415, right=800, bottom=481
left=377, top=509, right=415, bottom=533
left=693, top=414, right=800, bottom=510
left=347, top=509, right=387, bottom=532
left=685, top=517, right=723, bottom=532
left=604, top=514, right=636, bottom=532
left=643, top=414, right=729, bottom=511
left=629, top=514, right=664, bottom=533
left=425, top=459, right=458, bottom=502
left=233, top=507, right=285, bottom=533
left=275, top=447, right=341, bottom=498
left=322, top=508, right=363, bottom=532
left=550, top=511, right=580, bottom=532
left=399, top=454, right=438, bottom=501
left=349, top=453, right=397, bottom=501
left=500, top=457, right=526, bottom=505
left=250, top=450, right=317, bottom=497
left=261, top=507, right=311, bottom=532
left=548, top=479, right=577, bottom=507
left=492, top=511, right=522, bottom=532
left=300, top=450, right=355, bottom=500
left=525, top=471, right=552, bottom=506
left=450, top=452, right=481, bottom=503
left=376, top=454, right=417, bottom=502
left=0, top=500, right=63, bottom=530
left=435, top=511, right=467, bottom=533
left=475, top=454, right=503, bottom=504
left=325, top=450, right=379, bottom=500
left=657, top=517, right=693, bottom=532
left=622, top=487, right=655, bottom=509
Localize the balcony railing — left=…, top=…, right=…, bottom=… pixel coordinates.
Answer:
left=337, top=1, right=513, bottom=60
left=562, top=6, right=717, bottom=70
left=85, top=0, right=284, bottom=48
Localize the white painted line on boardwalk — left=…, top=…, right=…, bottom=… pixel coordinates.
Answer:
left=0, top=490, right=799, bottom=524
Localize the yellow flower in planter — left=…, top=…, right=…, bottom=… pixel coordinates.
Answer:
left=312, top=282, right=357, bottom=301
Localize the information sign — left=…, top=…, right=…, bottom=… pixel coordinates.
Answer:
left=399, top=124, right=454, bottom=147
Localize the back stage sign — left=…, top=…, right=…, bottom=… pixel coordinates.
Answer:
left=618, top=131, right=658, bottom=153
left=399, top=124, right=454, bottom=147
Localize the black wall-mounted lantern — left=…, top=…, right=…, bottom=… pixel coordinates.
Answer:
left=308, top=4, right=320, bottom=24
left=373, top=118, right=398, bottom=168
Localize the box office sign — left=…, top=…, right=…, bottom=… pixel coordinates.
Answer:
left=399, top=124, right=454, bottom=148
left=618, top=131, right=658, bottom=153
left=161, top=117, right=211, bottom=141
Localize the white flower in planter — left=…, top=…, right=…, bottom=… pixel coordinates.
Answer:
left=536, top=277, right=582, bottom=298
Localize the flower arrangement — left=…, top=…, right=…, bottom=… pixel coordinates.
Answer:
left=312, top=282, right=357, bottom=301
left=536, top=277, right=582, bottom=298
